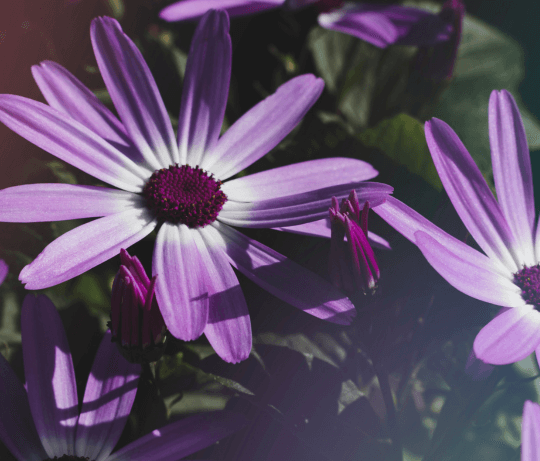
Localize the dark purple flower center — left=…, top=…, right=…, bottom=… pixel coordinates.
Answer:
left=43, top=456, right=94, bottom=460
left=513, top=264, right=540, bottom=307
left=142, top=164, right=227, bottom=228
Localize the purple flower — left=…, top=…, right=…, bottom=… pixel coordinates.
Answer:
left=522, top=400, right=540, bottom=461
left=110, top=249, right=167, bottom=363
left=0, top=10, right=391, bottom=362
left=0, top=294, right=245, bottom=461
left=159, top=1, right=453, bottom=49
left=373, top=90, right=540, bottom=366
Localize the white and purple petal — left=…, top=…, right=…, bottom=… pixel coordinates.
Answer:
left=206, top=74, right=324, bottom=179
left=91, top=17, right=178, bottom=169
left=489, top=89, right=536, bottom=266
left=0, top=184, right=143, bottom=222
left=152, top=223, right=209, bottom=341
left=522, top=401, right=540, bottom=461
left=75, top=331, right=141, bottom=461
left=209, top=222, right=356, bottom=324
left=177, top=9, right=231, bottom=166
left=21, top=294, right=79, bottom=458
left=20, top=208, right=157, bottom=290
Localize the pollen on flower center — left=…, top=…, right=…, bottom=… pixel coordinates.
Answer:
left=513, top=264, right=540, bottom=308
left=142, top=164, right=227, bottom=228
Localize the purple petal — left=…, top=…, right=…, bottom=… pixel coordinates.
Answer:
left=209, top=222, right=356, bottom=324
left=106, top=411, right=246, bottom=461
left=425, top=118, right=520, bottom=272
left=522, top=401, right=540, bottom=461
left=206, top=75, right=324, bottom=180
left=20, top=208, right=156, bottom=290
left=22, top=294, right=79, bottom=458
left=464, top=348, right=494, bottom=382
left=152, top=223, right=209, bottom=341
left=415, top=230, right=524, bottom=307
left=0, top=260, right=7, bottom=285
left=32, top=62, right=129, bottom=146
left=218, top=181, right=392, bottom=228
left=318, top=4, right=452, bottom=49
left=0, top=95, right=150, bottom=192
left=91, top=17, right=177, bottom=169
left=222, top=158, right=378, bottom=201
left=159, top=0, right=284, bottom=22
left=75, top=331, right=141, bottom=461
left=473, top=306, right=540, bottom=365
left=489, top=90, right=536, bottom=266
left=197, top=227, right=251, bottom=363
left=0, top=348, right=47, bottom=461
left=0, top=184, right=142, bottom=222
left=178, top=10, right=231, bottom=167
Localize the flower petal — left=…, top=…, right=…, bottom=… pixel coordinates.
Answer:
left=178, top=10, right=231, bottom=166
left=106, top=411, right=246, bottom=461
left=222, top=158, right=378, bottom=201
left=159, top=0, right=284, bottom=22
left=152, top=223, right=209, bottom=341
left=91, top=16, right=178, bottom=169
left=197, top=227, right=251, bottom=363
left=209, top=222, right=356, bottom=324
left=522, top=401, right=540, bottom=461
left=0, top=346, right=46, bottom=461
left=0, top=184, right=143, bottom=222
left=0, top=260, right=7, bottom=285
left=218, top=182, right=392, bottom=228
left=75, top=331, right=141, bottom=461
left=20, top=207, right=157, bottom=290
left=0, top=95, right=149, bottom=192
left=488, top=90, right=535, bottom=265
left=473, top=306, right=540, bottom=365
left=415, top=230, right=524, bottom=307
left=206, top=74, right=324, bottom=179
left=22, top=294, right=79, bottom=458
left=425, top=118, right=519, bottom=273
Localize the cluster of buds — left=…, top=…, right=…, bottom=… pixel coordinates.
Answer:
left=329, top=190, right=380, bottom=295
left=109, top=249, right=167, bottom=363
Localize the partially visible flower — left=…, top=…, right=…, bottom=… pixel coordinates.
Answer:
left=110, top=249, right=167, bottom=364
left=0, top=11, right=392, bottom=363
left=373, top=90, right=540, bottom=366
left=329, top=191, right=379, bottom=294
left=160, top=1, right=453, bottom=49
left=0, top=294, right=246, bottom=461
left=0, top=259, right=7, bottom=285
left=414, top=0, right=465, bottom=82
left=522, top=400, right=540, bottom=461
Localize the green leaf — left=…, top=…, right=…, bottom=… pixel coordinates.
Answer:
left=357, top=113, right=443, bottom=191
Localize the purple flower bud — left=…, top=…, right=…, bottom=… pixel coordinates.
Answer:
left=329, top=190, right=380, bottom=295
left=109, top=249, right=167, bottom=363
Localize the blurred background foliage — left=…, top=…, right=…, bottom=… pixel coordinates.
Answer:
left=0, top=0, right=539, bottom=460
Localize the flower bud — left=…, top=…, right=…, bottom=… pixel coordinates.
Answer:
left=109, top=249, right=167, bottom=363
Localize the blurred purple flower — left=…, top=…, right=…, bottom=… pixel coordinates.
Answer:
left=160, top=1, right=453, bottom=49
left=0, top=260, right=7, bottom=286
left=373, top=89, right=540, bottom=366
left=0, top=10, right=392, bottom=362
left=522, top=400, right=540, bottom=461
left=110, top=249, right=167, bottom=364
left=0, top=294, right=245, bottom=461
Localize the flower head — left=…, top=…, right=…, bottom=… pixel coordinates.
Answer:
left=373, top=89, right=540, bottom=366
left=0, top=294, right=245, bottom=461
left=0, top=10, right=392, bottom=362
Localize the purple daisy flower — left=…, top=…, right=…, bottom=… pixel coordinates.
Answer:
left=522, top=400, right=540, bottom=461
left=0, top=10, right=391, bottom=363
left=0, top=294, right=245, bottom=461
left=373, top=89, right=540, bottom=366
left=159, top=1, right=452, bottom=49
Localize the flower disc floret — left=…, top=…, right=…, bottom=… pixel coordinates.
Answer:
left=514, top=264, right=540, bottom=308
left=143, top=164, right=227, bottom=227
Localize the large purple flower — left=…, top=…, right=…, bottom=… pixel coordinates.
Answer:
left=373, top=90, right=540, bottom=366
left=0, top=294, right=245, bottom=461
left=0, top=10, right=391, bottom=362
left=159, top=1, right=452, bottom=49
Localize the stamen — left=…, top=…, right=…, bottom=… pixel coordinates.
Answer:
left=513, top=264, right=540, bottom=308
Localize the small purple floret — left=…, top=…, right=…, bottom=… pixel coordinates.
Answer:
left=513, top=264, right=540, bottom=308
left=143, top=164, right=227, bottom=227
